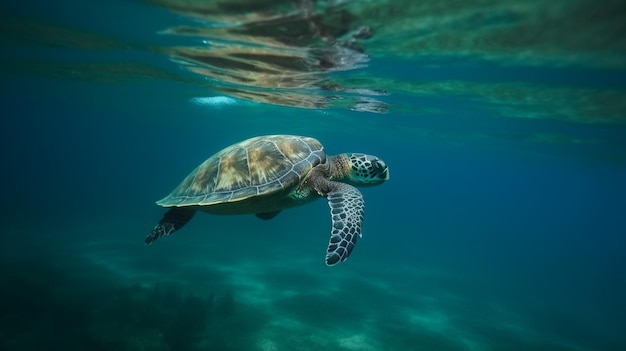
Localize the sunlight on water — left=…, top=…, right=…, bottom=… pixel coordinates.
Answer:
left=191, top=95, right=239, bottom=107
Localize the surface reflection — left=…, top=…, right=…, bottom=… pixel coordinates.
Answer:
left=153, top=0, right=388, bottom=112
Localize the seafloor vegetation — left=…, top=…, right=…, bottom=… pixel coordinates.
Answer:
left=0, top=257, right=260, bottom=351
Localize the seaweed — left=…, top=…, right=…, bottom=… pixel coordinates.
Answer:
left=91, top=283, right=235, bottom=351
left=0, top=259, right=239, bottom=351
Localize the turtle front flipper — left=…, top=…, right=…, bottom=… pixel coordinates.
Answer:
left=255, top=211, right=282, bottom=220
left=325, top=183, right=364, bottom=266
left=145, top=207, right=196, bottom=244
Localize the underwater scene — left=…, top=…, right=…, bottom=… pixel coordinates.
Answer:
left=1, top=0, right=626, bottom=350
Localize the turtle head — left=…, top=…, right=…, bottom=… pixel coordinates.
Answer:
left=342, top=153, right=389, bottom=187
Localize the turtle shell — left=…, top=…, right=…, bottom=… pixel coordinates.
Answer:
left=157, top=135, right=326, bottom=207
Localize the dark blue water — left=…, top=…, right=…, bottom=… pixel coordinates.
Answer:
left=2, top=1, right=626, bottom=350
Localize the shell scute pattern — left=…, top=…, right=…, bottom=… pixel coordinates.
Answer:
left=158, top=135, right=326, bottom=207
left=213, top=147, right=251, bottom=193
left=230, top=186, right=259, bottom=201
left=247, top=141, right=291, bottom=186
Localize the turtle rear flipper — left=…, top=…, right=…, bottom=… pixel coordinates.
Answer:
left=324, top=183, right=364, bottom=266
left=145, top=207, right=196, bottom=244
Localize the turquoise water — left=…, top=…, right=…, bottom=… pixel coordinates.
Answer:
left=2, top=1, right=626, bottom=350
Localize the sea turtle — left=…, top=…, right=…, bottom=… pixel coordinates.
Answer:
left=145, top=135, right=389, bottom=266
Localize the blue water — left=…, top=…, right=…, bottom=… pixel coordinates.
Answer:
left=2, top=1, right=626, bottom=350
